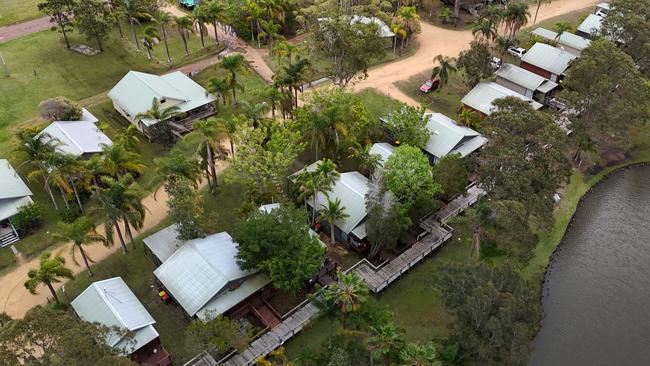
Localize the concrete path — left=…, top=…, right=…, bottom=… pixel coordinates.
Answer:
left=0, top=16, right=51, bottom=43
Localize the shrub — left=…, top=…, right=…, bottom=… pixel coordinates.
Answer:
left=58, top=206, right=81, bottom=224
left=10, top=202, right=44, bottom=237
left=38, top=97, right=82, bottom=121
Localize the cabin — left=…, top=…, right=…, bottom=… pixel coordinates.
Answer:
left=421, top=113, right=486, bottom=164
left=108, top=71, right=216, bottom=137
left=520, top=43, right=578, bottom=82
left=530, top=27, right=591, bottom=56
left=461, top=81, right=543, bottom=117
left=37, top=110, right=112, bottom=158
left=0, top=160, right=33, bottom=247
left=148, top=226, right=271, bottom=322
left=71, top=277, right=172, bottom=366
left=576, top=14, right=603, bottom=39
left=495, top=63, right=558, bottom=103
left=369, top=142, right=395, bottom=167
left=317, top=15, right=396, bottom=48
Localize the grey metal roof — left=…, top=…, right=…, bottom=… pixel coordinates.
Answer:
left=312, top=171, right=369, bottom=235
left=0, top=160, right=33, bottom=221
left=289, top=160, right=326, bottom=181
left=531, top=28, right=590, bottom=52
left=196, top=273, right=271, bottom=321
left=537, top=79, right=559, bottom=94
left=461, top=82, right=543, bottom=115
left=369, top=143, right=395, bottom=166
left=577, top=14, right=603, bottom=36
left=350, top=15, right=395, bottom=38
left=143, top=224, right=184, bottom=263
left=108, top=71, right=216, bottom=126
left=153, top=232, right=255, bottom=316
left=38, top=121, right=113, bottom=157
left=258, top=203, right=281, bottom=214
left=71, top=277, right=157, bottom=353
left=531, top=27, right=557, bottom=41
left=422, top=113, right=486, bottom=159
left=496, top=63, right=547, bottom=91
left=521, top=43, right=577, bottom=75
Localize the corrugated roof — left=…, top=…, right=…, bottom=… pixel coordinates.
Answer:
left=532, top=28, right=591, bottom=52
left=71, top=277, right=157, bottom=353
left=143, top=224, right=184, bottom=263
left=79, top=108, right=99, bottom=123
left=196, top=273, right=271, bottom=321
left=537, top=79, right=559, bottom=93
left=153, top=232, right=254, bottom=316
left=312, top=172, right=369, bottom=235
left=577, top=14, right=603, bottom=36
left=0, top=160, right=33, bottom=200
left=369, top=143, right=395, bottom=166
left=422, top=113, right=486, bottom=159
left=521, top=43, right=577, bottom=75
left=462, top=82, right=543, bottom=116
left=350, top=15, right=395, bottom=38
left=38, top=121, right=112, bottom=156
left=108, top=71, right=216, bottom=126
left=496, top=63, right=547, bottom=91
left=258, top=203, right=281, bottom=214
left=531, top=27, right=558, bottom=40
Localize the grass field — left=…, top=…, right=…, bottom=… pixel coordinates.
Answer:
left=396, top=70, right=469, bottom=117
left=356, top=88, right=404, bottom=121
left=0, top=0, right=42, bottom=26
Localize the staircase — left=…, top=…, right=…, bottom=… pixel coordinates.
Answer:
left=0, top=226, right=19, bottom=247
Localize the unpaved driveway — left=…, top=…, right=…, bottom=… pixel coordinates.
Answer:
left=0, top=16, right=51, bottom=43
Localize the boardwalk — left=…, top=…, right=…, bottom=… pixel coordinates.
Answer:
left=436, top=185, right=485, bottom=223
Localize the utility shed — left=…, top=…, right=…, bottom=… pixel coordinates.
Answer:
left=530, top=27, right=591, bottom=55
left=520, top=43, right=578, bottom=82
left=38, top=120, right=112, bottom=158
left=495, top=63, right=558, bottom=102
left=461, top=81, right=543, bottom=116
left=422, top=113, right=486, bottom=163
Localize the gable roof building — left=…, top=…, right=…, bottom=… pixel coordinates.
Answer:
left=495, top=63, right=558, bottom=100
left=520, top=43, right=578, bottom=82
left=152, top=228, right=270, bottom=320
left=71, top=277, right=160, bottom=354
left=576, top=13, right=603, bottom=39
left=108, top=71, right=216, bottom=128
left=38, top=120, right=112, bottom=158
left=530, top=28, right=591, bottom=55
left=422, top=113, right=486, bottom=162
left=350, top=15, right=395, bottom=38
left=369, top=142, right=395, bottom=166
left=461, top=81, right=543, bottom=116
left=0, top=160, right=33, bottom=224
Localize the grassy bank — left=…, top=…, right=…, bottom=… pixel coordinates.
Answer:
left=0, top=0, right=42, bottom=26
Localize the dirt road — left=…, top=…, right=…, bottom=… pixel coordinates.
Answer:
left=350, top=0, right=600, bottom=105
left=0, top=16, right=51, bottom=43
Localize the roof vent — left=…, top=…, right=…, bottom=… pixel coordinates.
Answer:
left=433, top=130, right=440, bottom=135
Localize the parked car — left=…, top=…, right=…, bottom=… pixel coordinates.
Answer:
left=490, top=57, right=502, bottom=71
left=419, top=78, right=440, bottom=94
left=507, top=46, right=527, bottom=58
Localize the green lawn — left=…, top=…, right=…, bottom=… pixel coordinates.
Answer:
left=59, top=173, right=247, bottom=364
left=356, top=88, right=404, bottom=121
left=395, top=70, right=469, bottom=117
left=0, top=0, right=42, bottom=26
left=0, top=21, right=221, bottom=146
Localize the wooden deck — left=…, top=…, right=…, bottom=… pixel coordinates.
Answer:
left=436, top=185, right=485, bottom=223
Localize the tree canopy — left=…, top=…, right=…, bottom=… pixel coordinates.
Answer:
left=382, top=105, right=430, bottom=148
left=431, top=153, right=468, bottom=200
left=457, top=40, right=493, bottom=87
left=233, top=205, right=324, bottom=293
left=383, top=145, right=440, bottom=208
left=602, top=0, right=650, bottom=77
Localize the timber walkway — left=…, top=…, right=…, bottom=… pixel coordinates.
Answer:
left=201, top=185, right=485, bottom=366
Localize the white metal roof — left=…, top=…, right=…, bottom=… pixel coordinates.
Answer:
left=533, top=28, right=591, bottom=53
left=577, top=14, right=603, bottom=36
left=461, top=82, right=543, bottom=115
left=0, top=160, right=33, bottom=221
left=312, top=171, right=369, bottom=235
left=38, top=121, right=112, bottom=157
left=422, top=113, right=486, bottom=159
left=369, top=143, right=395, bottom=166
left=196, top=273, right=271, bottom=321
left=521, top=43, right=577, bottom=75
left=258, top=203, right=281, bottom=214
left=153, top=232, right=254, bottom=316
left=289, top=160, right=325, bottom=181
left=143, top=224, right=184, bottom=263
left=71, top=277, right=157, bottom=353
left=350, top=15, right=395, bottom=38
left=108, top=71, right=216, bottom=126
left=496, top=63, right=547, bottom=91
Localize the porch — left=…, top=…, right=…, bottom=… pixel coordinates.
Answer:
left=0, top=220, right=19, bottom=248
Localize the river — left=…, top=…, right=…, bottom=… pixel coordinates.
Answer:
left=529, top=166, right=650, bottom=366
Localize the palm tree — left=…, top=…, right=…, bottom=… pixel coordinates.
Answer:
left=192, top=118, right=220, bottom=192
left=368, top=323, right=405, bottom=366
left=16, top=130, right=61, bottom=210
left=240, top=101, right=269, bottom=126
left=48, top=153, right=89, bottom=212
left=457, top=107, right=480, bottom=129
left=396, top=6, right=420, bottom=46
left=270, top=40, right=297, bottom=65
left=258, top=0, right=285, bottom=26
left=308, top=159, right=339, bottom=224
left=275, top=56, right=310, bottom=108
left=107, top=0, right=125, bottom=38
left=174, top=16, right=194, bottom=56
left=53, top=217, right=106, bottom=276
left=432, top=55, right=457, bottom=90
left=24, top=252, right=74, bottom=305
left=143, top=25, right=160, bottom=60
left=553, top=21, right=573, bottom=41
left=390, top=22, right=407, bottom=52
left=399, top=342, right=441, bottom=366
left=532, top=0, right=552, bottom=25
left=220, top=54, right=249, bottom=104
left=319, top=198, right=349, bottom=245
left=154, top=150, right=203, bottom=190
left=504, top=2, right=530, bottom=39
left=258, top=19, right=283, bottom=47
left=115, top=124, right=140, bottom=151
left=262, top=85, right=284, bottom=118
left=243, top=0, right=263, bottom=44
left=206, top=76, right=231, bottom=110
left=309, top=292, right=338, bottom=351
left=214, top=115, right=245, bottom=156
left=101, top=144, right=145, bottom=179
left=152, top=10, right=173, bottom=63
left=494, top=35, right=516, bottom=58
left=44, top=152, right=74, bottom=210
left=323, top=271, right=368, bottom=328
left=204, top=0, right=227, bottom=44
left=135, top=97, right=183, bottom=126
left=192, top=6, right=210, bottom=49
left=472, top=18, right=497, bottom=43
left=120, top=0, right=149, bottom=50
left=348, top=142, right=381, bottom=176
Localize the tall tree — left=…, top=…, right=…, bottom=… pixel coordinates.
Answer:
left=431, top=153, right=467, bottom=200
left=319, top=198, right=349, bottom=245
left=173, top=16, right=194, bottom=56
left=471, top=17, right=498, bottom=43
left=38, top=0, right=76, bottom=49
left=142, top=25, right=160, bottom=59
left=552, top=21, right=572, bottom=41
left=532, top=0, right=551, bottom=25
left=396, top=6, right=421, bottom=46
left=215, top=115, right=246, bottom=156
left=233, top=205, right=324, bottom=293
left=382, top=105, right=429, bottom=148
left=295, top=159, right=339, bottom=225
left=101, top=143, right=145, bottom=179
left=206, top=77, right=231, bottom=110
left=152, top=10, right=173, bottom=63
left=503, top=2, right=530, bottom=39
left=457, top=40, right=493, bottom=87
left=432, top=55, right=457, bottom=91
left=191, top=6, right=210, bottom=49
left=74, top=0, right=111, bottom=52
left=204, top=0, right=227, bottom=44
left=602, top=0, right=650, bottom=77
left=367, top=322, right=405, bottom=365
left=185, top=314, right=248, bottom=355
left=399, top=342, right=442, bottom=366
left=120, top=0, right=149, bottom=50
left=166, top=177, right=207, bottom=240
left=134, top=97, right=183, bottom=125
left=192, top=118, right=220, bottom=192
left=24, top=252, right=73, bottom=304
left=383, top=145, right=440, bottom=208
left=15, top=129, right=61, bottom=210
left=323, top=271, right=369, bottom=328
left=154, top=149, right=203, bottom=190
left=220, top=54, right=249, bottom=104
left=53, top=217, right=106, bottom=276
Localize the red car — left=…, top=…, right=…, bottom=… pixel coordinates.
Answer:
left=419, top=77, right=440, bottom=94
